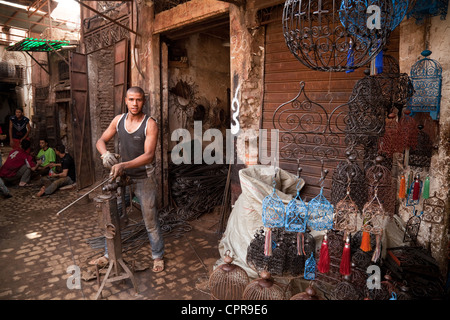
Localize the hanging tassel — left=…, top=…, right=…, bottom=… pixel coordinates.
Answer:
left=422, top=176, right=430, bottom=199
left=360, top=231, right=372, bottom=252
left=398, top=175, right=406, bottom=199
left=339, top=236, right=351, bottom=276
left=375, top=48, right=384, bottom=74
left=371, top=234, right=382, bottom=263
left=412, top=175, right=421, bottom=201
left=406, top=172, right=413, bottom=196
left=296, top=232, right=306, bottom=256
left=317, top=233, right=330, bottom=273
left=264, top=228, right=273, bottom=256
left=346, top=39, right=354, bottom=73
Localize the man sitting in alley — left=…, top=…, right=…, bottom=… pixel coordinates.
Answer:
left=0, top=139, right=38, bottom=193
left=35, top=144, right=76, bottom=197
left=35, top=138, right=56, bottom=176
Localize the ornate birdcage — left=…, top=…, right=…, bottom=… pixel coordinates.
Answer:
left=333, top=188, right=359, bottom=234
left=282, top=0, right=394, bottom=72
left=304, top=252, right=316, bottom=280
left=408, top=126, right=433, bottom=168
left=285, top=179, right=308, bottom=233
left=247, top=228, right=315, bottom=277
left=290, top=282, right=321, bottom=300
left=331, top=279, right=361, bottom=300
left=331, top=154, right=368, bottom=211
left=361, top=187, right=388, bottom=235
left=407, top=50, right=442, bottom=120
left=346, top=71, right=387, bottom=148
left=209, top=251, right=249, bottom=300
left=247, top=227, right=268, bottom=273
left=242, top=271, right=287, bottom=300
left=262, top=170, right=286, bottom=256
left=403, top=210, right=422, bottom=243
left=307, top=188, right=334, bottom=231
left=372, top=53, right=415, bottom=115
left=366, top=156, right=395, bottom=216
left=407, top=0, right=448, bottom=24
left=422, top=192, right=445, bottom=224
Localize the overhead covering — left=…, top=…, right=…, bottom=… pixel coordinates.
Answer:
left=0, top=0, right=79, bottom=36
left=6, top=37, right=73, bottom=51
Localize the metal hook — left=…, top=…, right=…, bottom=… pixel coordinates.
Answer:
left=318, top=160, right=328, bottom=186
left=296, top=159, right=302, bottom=179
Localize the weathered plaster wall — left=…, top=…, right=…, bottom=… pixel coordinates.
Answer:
left=229, top=4, right=266, bottom=204
left=399, top=16, right=450, bottom=273
left=130, top=2, right=163, bottom=206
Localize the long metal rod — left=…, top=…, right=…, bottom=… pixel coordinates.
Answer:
left=56, top=177, right=112, bottom=216
left=25, top=51, right=49, bottom=74
left=74, top=0, right=140, bottom=36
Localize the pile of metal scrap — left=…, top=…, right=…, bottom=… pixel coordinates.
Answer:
left=382, top=246, right=445, bottom=299
left=169, top=163, right=228, bottom=221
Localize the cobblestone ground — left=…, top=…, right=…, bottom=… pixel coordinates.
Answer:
left=0, top=181, right=222, bottom=300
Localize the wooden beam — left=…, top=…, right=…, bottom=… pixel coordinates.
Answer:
left=217, top=0, right=246, bottom=6
left=28, top=0, right=48, bottom=18
left=0, top=13, right=73, bottom=32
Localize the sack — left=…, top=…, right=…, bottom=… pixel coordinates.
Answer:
left=217, top=165, right=303, bottom=278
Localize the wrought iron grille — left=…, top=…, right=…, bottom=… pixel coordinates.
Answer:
left=272, top=80, right=384, bottom=164
left=422, top=192, right=445, bottom=224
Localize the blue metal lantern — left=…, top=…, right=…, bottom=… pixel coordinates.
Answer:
left=262, top=171, right=286, bottom=256
left=285, top=180, right=308, bottom=233
left=407, top=0, right=449, bottom=24
left=307, top=187, right=334, bottom=231
left=304, top=252, right=316, bottom=280
left=407, top=50, right=442, bottom=120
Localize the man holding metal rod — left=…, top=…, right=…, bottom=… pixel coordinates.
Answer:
left=91, top=86, right=165, bottom=273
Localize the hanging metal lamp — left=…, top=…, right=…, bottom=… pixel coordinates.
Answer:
left=282, top=0, right=394, bottom=71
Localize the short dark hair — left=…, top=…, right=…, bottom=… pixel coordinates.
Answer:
left=21, top=139, right=30, bottom=150
left=15, top=107, right=24, bottom=113
left=126, top=86, right=145, bottom=97
left=55, top=145, right=66, bottom=153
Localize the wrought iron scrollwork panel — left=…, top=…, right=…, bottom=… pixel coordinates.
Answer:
left=273, top=81, right=384, bottom=164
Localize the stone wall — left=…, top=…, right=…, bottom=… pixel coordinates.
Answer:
left=399, top=16, right=450, bottom=274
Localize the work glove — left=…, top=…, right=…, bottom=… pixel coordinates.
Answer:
left=101, top=151, right=119, bottom=169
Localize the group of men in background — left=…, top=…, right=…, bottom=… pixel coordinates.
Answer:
left=0, top=107, right=76, bottom=198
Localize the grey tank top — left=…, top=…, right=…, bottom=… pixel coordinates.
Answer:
left=116, top=113, right=155, bottom=179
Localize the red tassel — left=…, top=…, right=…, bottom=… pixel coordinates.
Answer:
left=398, top=175, right=406, bottom=199
left=264, top=228, right=272, bottom=256
left=340, top=237, right=351, bottom=276
left=412, top=177, right=420, bottom=201
left=317, top=234, right=330, bottom=273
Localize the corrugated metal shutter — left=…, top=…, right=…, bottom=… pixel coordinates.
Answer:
left=261, top=8, right=399, bottom=202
